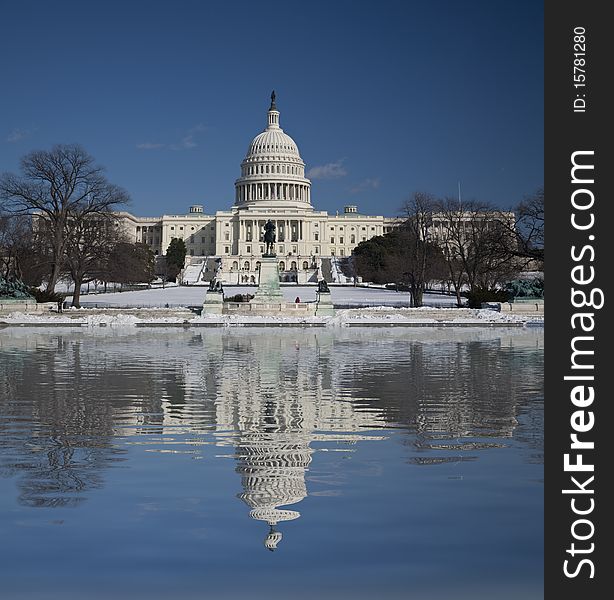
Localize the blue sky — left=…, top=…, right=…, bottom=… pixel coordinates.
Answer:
left=0, top=0, right=543, bottom=217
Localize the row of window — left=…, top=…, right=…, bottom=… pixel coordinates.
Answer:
left=330, top=225, right=376, bottom=231
left=242, top=164, right=302, bottom=176
left=230, top=260, right=313, bottom=271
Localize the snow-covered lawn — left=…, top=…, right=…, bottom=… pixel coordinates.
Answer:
left=1, top=306, right=543, bottom=327
left=74, top=285, right=460, bottom=308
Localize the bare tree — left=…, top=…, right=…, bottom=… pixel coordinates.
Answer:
left=434, top=198, right=519, bottom=305
left=0, top=214, right=29, bottom=280
left=514, top=187, right=544, bottom=264
left=0, top=144, right=129, bottom=293
left=64, top=215, right=124, bottom=307
left=103, top=242, right=156, bottom=289
left=399, top=192, right=439, bottom=307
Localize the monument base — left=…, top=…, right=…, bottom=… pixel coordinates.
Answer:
left=315, top=291, right=335, bottom=316
left=251, top=257, right=284, bottom=304
left=202, top=290, right=224, bottom=314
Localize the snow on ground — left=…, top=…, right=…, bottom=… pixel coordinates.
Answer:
left=74, top=285, right=460, bottom=308
left=1, top=307, right=543, bottom=327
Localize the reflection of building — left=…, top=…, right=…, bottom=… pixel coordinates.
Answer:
left=119, top=93, right=398, bottom=284
left=0, top=328, right=543, bottom=545
left=204, top=333, right=386, bottom=550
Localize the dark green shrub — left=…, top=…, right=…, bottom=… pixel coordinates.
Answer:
left=465, top=288, right=511, bottom=308
left=28, top=288, right=65, bottom=303
left=223, top=293, right=254, bottom=303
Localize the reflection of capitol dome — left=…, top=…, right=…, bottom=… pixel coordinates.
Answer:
left=264, top=526, right=283, bottom=552
left=234, top=91, right=312, bottom=210
left=236, top=434, right=311, bottom=551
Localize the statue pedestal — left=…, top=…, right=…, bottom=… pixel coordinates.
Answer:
left=202, top=290, right=224, bottom=314
left=315, top=291, right=334, bottom=316
left=252, top=257, right=284, bottom=304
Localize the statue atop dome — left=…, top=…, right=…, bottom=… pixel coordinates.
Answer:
left=270, top=90, right=276, bottom=110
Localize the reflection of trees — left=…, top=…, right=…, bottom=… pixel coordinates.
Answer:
left=1, top=338, right=121, bottom=506
left=0, top=328, right=543, bottom=521
left=0, top=334, right=206, bottom=507
left=327, top=332, right=544, bottom=456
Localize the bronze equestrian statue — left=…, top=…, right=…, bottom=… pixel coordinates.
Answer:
left=263, top=220, right=276, bottom=256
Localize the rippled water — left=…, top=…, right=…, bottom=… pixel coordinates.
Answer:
left=0, top=327, right=543, bottom=600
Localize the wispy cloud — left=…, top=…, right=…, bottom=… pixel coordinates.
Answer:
left=136, top=123, right=207, bottom=151
left=307, top=159, right=347, bottom=180
left=6, top=127, right=35, bottom=143
left=350, top=178, right=380, bottom=193
left=136, top=142, right=165, bottom=150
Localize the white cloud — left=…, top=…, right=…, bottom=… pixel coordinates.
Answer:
left=350, top=178, right=380, bottom=193
left=139, top=124, right=206, bottom=151
left=136, top=142, right=165, bottom=150
left=6, top=128, right=34, bottom=143
left=307, top=159, right=347, bottom=180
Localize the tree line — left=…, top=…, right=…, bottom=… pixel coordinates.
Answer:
left=0, top=145, right=156, bottom=306
left=349, top=191, right=544, bottom=307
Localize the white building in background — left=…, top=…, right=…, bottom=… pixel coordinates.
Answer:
left=119, top=93, right=398, bottom=284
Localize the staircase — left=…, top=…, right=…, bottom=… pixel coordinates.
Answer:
left=180, top=257, right=211, bottom=285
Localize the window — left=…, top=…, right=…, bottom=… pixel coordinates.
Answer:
left=279, top=261, right=285, bottom=271
left=171, top=226, right=175, bottom=230
left=340, top=249, right=344, bottom=256
left=340, top=237, right=344, bottom=244
left=202, top=237, right=206, bottom=243
left=180, top=226, right=184, bottom=230
left=351, top=235, right=355, bottom=244
left=330, top=249, right=335, bottom=256
left=225, top=233, right=229, bottom=240
left=330, top=237, right=335, bottom=244
left=232, top=261, right=239, bottom=270
left=210, top=236, right=214, bottom=243
left=246, top=245, right=251, bottom=253
left=314, top=233, right=319, bottom=241
left=279, top=245, right=284, bottom=253
left=315, top=247, right=320, bottom=254
left=290, top=261, right=297, bottom=271
left=244, top=261, right=250, bottom=270
left=302, top=261, right=309, bottom=270
left=292, top=246, right=297, bottom=253
left=225, top=246, right=229, bottom=254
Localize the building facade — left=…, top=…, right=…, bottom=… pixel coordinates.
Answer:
left=119, top=93, right=398, bottom=284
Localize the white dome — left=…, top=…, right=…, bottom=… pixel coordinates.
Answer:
left=234, top=92, right=312, bottom=210
left=247, top=129, right=300, bottom=159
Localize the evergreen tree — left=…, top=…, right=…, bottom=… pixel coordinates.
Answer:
left=165, top=238, right=187, bottom=281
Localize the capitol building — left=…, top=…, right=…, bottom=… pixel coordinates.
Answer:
left=119, top=93, right=398, bottom=284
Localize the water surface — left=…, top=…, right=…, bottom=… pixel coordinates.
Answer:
left=0, top=327, right=543, bottom=600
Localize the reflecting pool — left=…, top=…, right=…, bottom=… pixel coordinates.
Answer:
left=0, top=327, right=543, bottom=600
